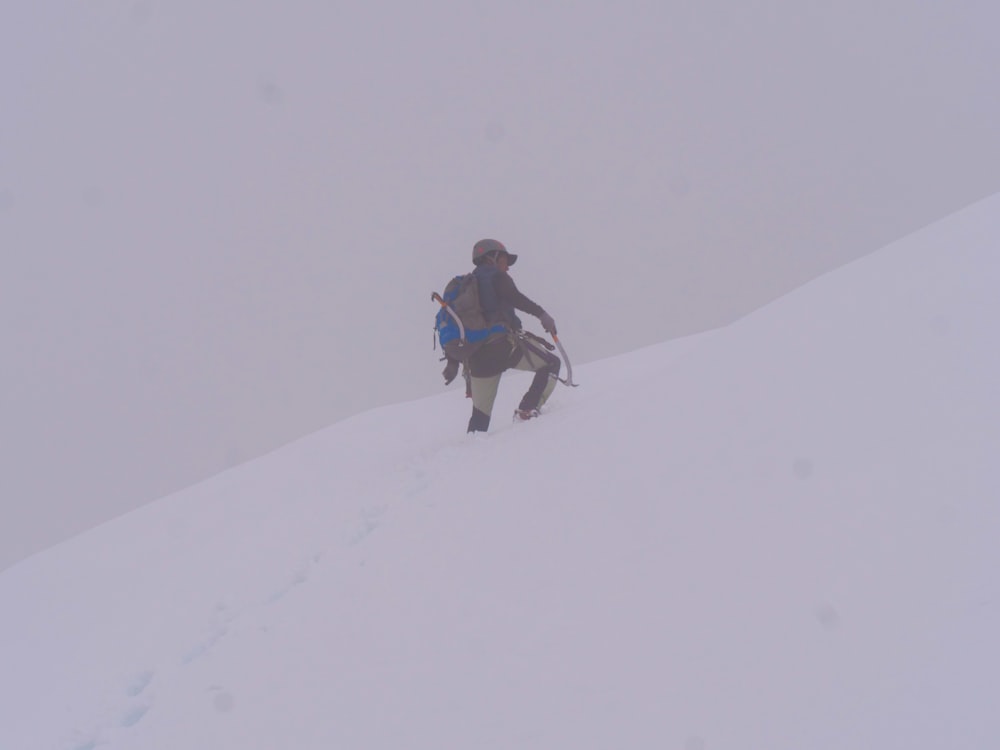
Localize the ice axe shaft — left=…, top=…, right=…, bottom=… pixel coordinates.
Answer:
left=433, top=291, right=472, bottom=397
left=551, top=333, right=579, bottom=387
left=432, top=291, right=466, bottom=342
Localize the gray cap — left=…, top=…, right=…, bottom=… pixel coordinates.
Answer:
left=472, top=238, right=518, bottom=266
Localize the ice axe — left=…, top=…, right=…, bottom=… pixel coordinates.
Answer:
left=431, top=291, right=465, bottom=342
left=517, top=330, right=579, bottom=388
left=551, top=333, right=579, bottom=387
left=432, top=291, right=473, bottom=397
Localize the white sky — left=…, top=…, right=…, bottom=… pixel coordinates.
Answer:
left=1, top=195, right=997, bottom=749
left=2, top=1, right=1000, bottom=569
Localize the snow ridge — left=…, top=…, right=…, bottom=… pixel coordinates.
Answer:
left=2, top=195, right=999, bottom=749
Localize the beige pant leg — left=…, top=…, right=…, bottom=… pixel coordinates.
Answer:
left=470, top=373, right=502, bottom=414
left=511, top=340, right=559, bottom=409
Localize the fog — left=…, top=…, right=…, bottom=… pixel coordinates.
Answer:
left=3, top=0, right=999, bottom=570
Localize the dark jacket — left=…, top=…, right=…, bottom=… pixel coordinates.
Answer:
left=472, top=263, right=546, bottom=332
left=466, top=264, right=547, bottom=378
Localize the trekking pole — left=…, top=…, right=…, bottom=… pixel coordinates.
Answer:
left=551, top=334, right=580, bottom=387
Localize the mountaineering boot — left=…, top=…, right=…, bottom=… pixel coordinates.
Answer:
left=513, top=408, right=540, bottom=422
left=468, top=407, right=492, bottom=433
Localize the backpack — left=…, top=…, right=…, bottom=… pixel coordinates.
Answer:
left=434, top=274, right=508, bottom=361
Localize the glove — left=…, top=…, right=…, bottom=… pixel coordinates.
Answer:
left=442, top=358, right=460, bottom=385
left=539, top=311, right=557, bottom=336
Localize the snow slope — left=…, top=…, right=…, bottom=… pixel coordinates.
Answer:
left=1, top=195, right=998, bottom=750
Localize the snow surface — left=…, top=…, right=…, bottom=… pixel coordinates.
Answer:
left=2, top=195, right=999, bottom=749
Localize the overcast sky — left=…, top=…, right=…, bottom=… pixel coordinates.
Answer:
left=3, top=0, right=999, bottom=570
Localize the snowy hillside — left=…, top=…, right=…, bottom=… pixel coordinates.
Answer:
left=2, top=195, right=999, bottom=750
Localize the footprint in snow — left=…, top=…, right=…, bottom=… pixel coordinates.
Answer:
left=265, top=559, right=313, bottom=604
left=125, top=669, right=154, bottom=697
left=403, top=465, right=433, bottom=498
left=180, top=624, right=230, bottom=665
left=348, top=504, right=387, bottom=545
left=120, top=703, right=150, bottom=728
